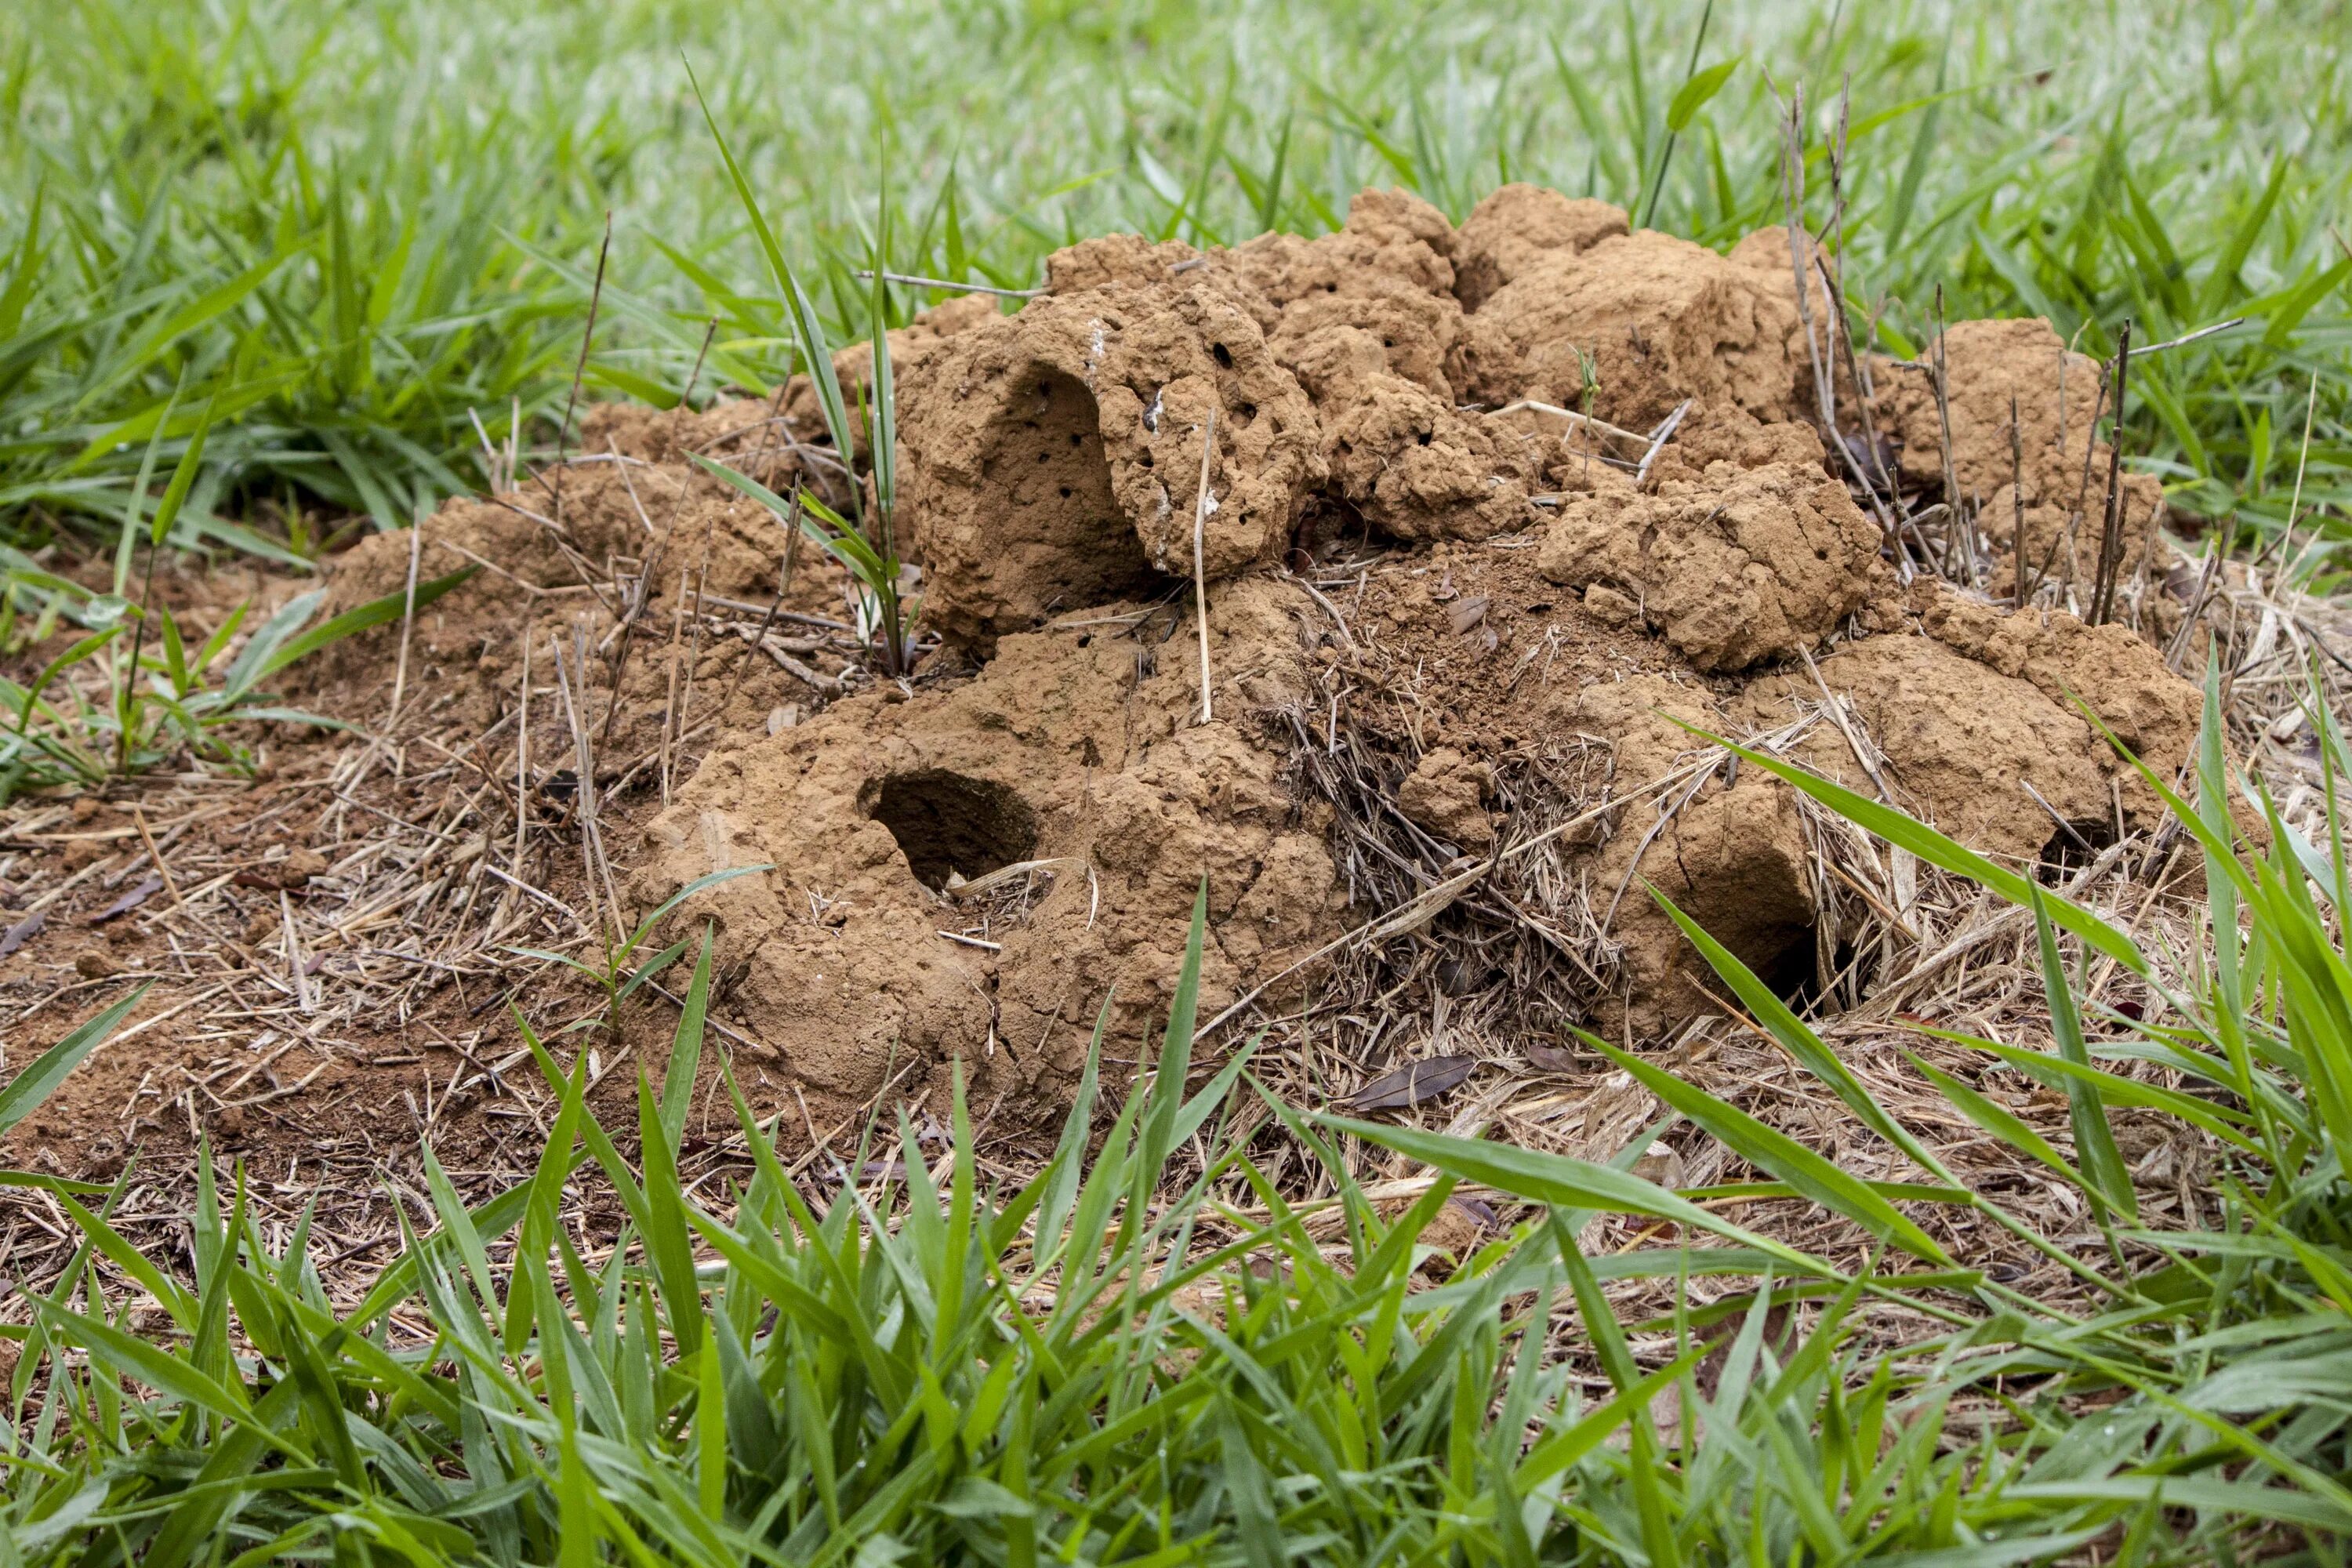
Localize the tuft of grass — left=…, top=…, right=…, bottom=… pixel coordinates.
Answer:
left=6, top=671, right=2352, bottom=1562
left=2, top=0, right=2345, bottom=568
left=0, top=528, right=478, bottom=801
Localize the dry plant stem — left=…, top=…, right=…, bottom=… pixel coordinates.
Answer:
left=552, top=631, right=621, bottom=949
left=131, top=803, right=181, bottom=907
left=2062, top=350, right=2111, bottom=607
left=1192, top=406, right=1218, bottom=725
left=1813, top=81, right=1899, bottom=514
left=679, top=557, right=712, bottom=751
left=1930, top=286, right=1962, bottom=578
left=1778, top=86, right=1834, bottom=435
left=543, top=210, right=612, bottom=532
left=1773, top=85, right=1892, bottom=533
left=1490, top=400, right=1650, bottom=448
left=660, top=567, right=688, bottom=804
left=852, top=269, right=1042, bottom=299
left=2090, top=319, right=2134, bottom=626
left=600, top=319, right=720, bottom=743
left=2164, top=539, right=2224, bottom=671
left=1634, top=401, right=1692, bottom=488
left=1798, top=644, right=1892, bottom=800
left=2010, top=394, right=2027, bottom=608
left=1815, top=252, right=1897, bottom=507
left=2270, top=369, right=2322, bottom=576
left=715, top=498, right=805, bottom=720
left=510, top=630, right=531, bottom=894
left=387, top=517, right=424, bottom=731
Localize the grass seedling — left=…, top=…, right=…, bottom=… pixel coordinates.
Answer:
left=0, top=556, right=479, bottom=802
left=505, top=862, right=771, bottom=1039
left=686, top=69, right=918, bottom=676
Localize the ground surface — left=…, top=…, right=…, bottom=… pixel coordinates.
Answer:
left=5, top=184, right=2346, bottom=1322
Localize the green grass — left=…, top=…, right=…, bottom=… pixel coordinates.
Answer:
left=5, top=673, right=2352, bottom=1563
left=1, top=0, right=2346, bottom=564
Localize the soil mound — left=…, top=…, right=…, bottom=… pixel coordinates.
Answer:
left=307, top=184, right=2204, bottom=1118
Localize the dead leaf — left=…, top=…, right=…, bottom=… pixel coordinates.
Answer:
left=0, top=910, right=44, bottom=956
left=1341, top=1055, right=1479, bottom=1112
left=89, top=876, right=163, bottom=925
left=1526, top=1040, right=1581, bottom=1074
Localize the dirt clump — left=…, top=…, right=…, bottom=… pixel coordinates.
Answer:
left=1396, top=747, right=1497, bottom=851
left=1536, top=421, right=1885, bottom=671
left=1451, top=183, right=1630, bottom=313
left=1454, top=227, right=1809, bottom=429
left=1871, top=317, right=2165, bottom=596
left=898, top=278, right=1325, bottom=650
left=630, top=577, right=1347, bottom=1102
left=225, top=182, right=2218, bottom=1122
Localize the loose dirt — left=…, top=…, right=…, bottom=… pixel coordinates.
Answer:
left=4, top=184, right=2285, bottom=1283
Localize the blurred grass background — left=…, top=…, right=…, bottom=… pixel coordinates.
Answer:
left=2, top=0, right=2346, bottom=564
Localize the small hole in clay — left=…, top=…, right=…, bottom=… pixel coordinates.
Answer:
left=1212, top=343, right=1233, bottom=368
left=1757, top=920, right=1827, bottom=1010
left=869, top=770, right=1040, bottom=891
left=2036, top=819, right=2118, bottom=883
left=1239, top=401, right=1257, bottom=421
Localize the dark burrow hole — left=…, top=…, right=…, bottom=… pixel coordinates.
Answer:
left=973, top=368, right=1161, bottom=645
left=869, top=770, right=1040, bottom=891
left=2037, top=819, right=2118, bottom=883
left=1756, top=920, right=1831, bottom=1011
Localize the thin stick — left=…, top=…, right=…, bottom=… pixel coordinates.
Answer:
left=661, top=566, right=688, bottom=804
left=1773, top=82, right=1893, bottom=534
left=2270, top=369, right=2322, bottom=579
left=1634, top=399, right=1693, bottom=487
left=715, top=492, right=806, bottom=720
left=130, top=804, right=181, bottom=909
left=852, top=269, right=1041, bottom=299
left=2062, top=339, right=2110, bottom=608
left=510, top=630, right=532, bottom=898
left=600, top=319, right=720, bottom=743
left=678, top=314, right=720, bottom=416
left=551, top=632, right=619, bottom=948
left=2010, top=394, right=2027, bottom=608
left=1929, top=285, right=1962, bottom=577
left=2090, top=319, right=2134, bottom=626
left=387, top=517, right=424, bottom=731
left=2132, top=317, right=2245, bottom=357
left=1192, top=405, right=1218, bottom=724
left=1490, top=399, right=1651, bottom=448
left=544, top=211, right=614, bottom=529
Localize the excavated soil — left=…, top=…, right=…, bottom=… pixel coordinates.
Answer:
left=5, top=183, right=2217, bottom=1181
left=613, top=184, right=2203, bottom=1108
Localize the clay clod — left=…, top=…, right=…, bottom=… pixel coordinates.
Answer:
left=898, top=280, right=1324, bottom=650
left=1872, top=317, right=2164, bottom=594
left=1537, top=430, right=1882, bottom=670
